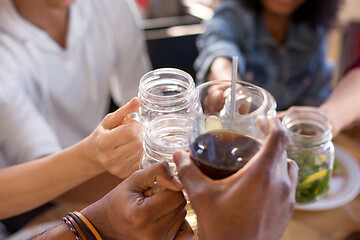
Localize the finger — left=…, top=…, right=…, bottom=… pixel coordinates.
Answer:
left=102, top=97, right=140, bottom=129
left=278, top=106, right=320, bottom=121
left=144, top=190, right=186, bottom=219
left=122, top=116, right=138, bottom=125
left=173, top=151, right=210, bottom=199
left=110, top=151, right=142, bottom=178
left=238, top=102, right=251, bottom=115
left=159, top=205, right=189, bottom=240
left=276, top=110, right=287, bottom=120
left=100, top=122, right=143, bottom=149
left=174, top=220, right=195, bottom=240
left=256, top=115, right=269, bottom=135
left=252, top=117, right=289, bottom=168
left=287, top=159, right=299, bottom=195
left=113, top=137, right=143, bottom=161
left=132, top=162, right=183, bottom=193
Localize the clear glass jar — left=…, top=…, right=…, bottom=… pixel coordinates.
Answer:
left=138, top=68, right=197, bottom=232
left=216, top=80, right=277, bottom=140
left=141, top=114, right=190, bottom=175
left=282, top=109, right=334, bottom=204
left=138, top=68, right=195, bottom=172
left=138, top=68, right=195, bottom=125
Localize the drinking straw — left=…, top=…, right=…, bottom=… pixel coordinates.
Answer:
left=230, top=56, right=238, bottom=129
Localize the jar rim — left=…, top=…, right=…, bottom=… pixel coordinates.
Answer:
left=282, top=108, right=332, bottom=145
left=193, top=79, right=270, bottom=119
left=139, top=68, right=195, bottom=102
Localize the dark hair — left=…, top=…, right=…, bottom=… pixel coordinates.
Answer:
left=238, top=0, right=342, bottom=29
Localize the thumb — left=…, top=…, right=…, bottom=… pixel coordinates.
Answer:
left=132, top=162, right=183, bottom=193
left=102, top=97, right=140, bottom=129
left=173, top=151, right=210, bottom=197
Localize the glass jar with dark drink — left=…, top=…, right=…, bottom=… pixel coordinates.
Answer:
left=190, top=130, right=261, bottom=179
left=282, top=109, right=334, bottom=204
left=188, top=80, right=274, bottom=179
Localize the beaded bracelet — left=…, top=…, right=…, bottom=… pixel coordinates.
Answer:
left=63, top=216, right=82, bottom=240
left=67, top=214, right=89, bottom=240
left=68, top=212, right=95, bottom=240
left=73, top=211, right=103, bottom=240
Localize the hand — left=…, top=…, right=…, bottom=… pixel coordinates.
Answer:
left=277, top=105, right=320, bottom=120
left=174, top=117, right=298, bottom=240
left=83, top=97, right=144, bottom=178
left=277, top=105, right=338, bottom=136
left=203, top=82, right=229, bottom=115
left=81, top=162, right=194, bottom=240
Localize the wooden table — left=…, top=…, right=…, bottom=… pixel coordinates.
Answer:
left=283, top=133, right=360, bottom=240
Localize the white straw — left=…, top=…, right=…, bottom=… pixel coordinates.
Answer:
left=230, top=56, right=238, bottom=129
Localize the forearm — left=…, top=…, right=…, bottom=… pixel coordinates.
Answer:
left=320, top=68, right=360, bottom=136
left=32, top=223, right=74, bottom=240
left=0, top=140, right=103, bottom=219
left=208, top=57, right=233, bottom=81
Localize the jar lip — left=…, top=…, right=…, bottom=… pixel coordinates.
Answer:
left=282, top=109, right=333, bottom=144
left=194, top=79, right=269, bottom=119
left=139, top=68, right=195, bottom=101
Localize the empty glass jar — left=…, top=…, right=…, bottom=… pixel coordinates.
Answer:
left=138, top=68, right=195, bottom=124
left=138, top=68, right=197, bottom=232
left=138, top=68, right=195, bottom=173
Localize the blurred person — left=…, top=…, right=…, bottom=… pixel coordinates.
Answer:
left=0, top=0, right=150, bottom=234
left=174, top=117, right=298, bottom=240
left=195, top=0, right=341, bottom=110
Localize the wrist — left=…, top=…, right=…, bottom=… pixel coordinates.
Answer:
left=80, top=201, right=114, bottom=240
left=77, top=138, right=105, bottom=176
left=319, top=104, right=342, bottom=137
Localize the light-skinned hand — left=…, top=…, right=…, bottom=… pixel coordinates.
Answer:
left=83, top=97, right=143, bottom=178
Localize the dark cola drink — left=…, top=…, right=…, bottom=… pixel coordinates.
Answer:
left=190, top=130, right=261, bottom=179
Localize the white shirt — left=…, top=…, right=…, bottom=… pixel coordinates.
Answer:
left=0, top=0, right=151, bottom=165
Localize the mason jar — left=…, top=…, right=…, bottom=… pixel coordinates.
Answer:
left=138, top=68, right=195, bottom=171
left=141, top=114, right=191, bottom=175
left=282, top=109, right=334, bottom=204
left=138, top=68, right=197, bottom=232
left=138, top=68, right=195, bottom=125
left=218, top=80, right=277, bottom=140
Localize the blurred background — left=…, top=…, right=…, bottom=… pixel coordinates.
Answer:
left=135, top=0, right=360, bottom=86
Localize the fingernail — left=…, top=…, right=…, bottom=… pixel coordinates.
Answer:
left=173, top=151, right=181, bottom=165
left=173, top=177, right=183, bottom=188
